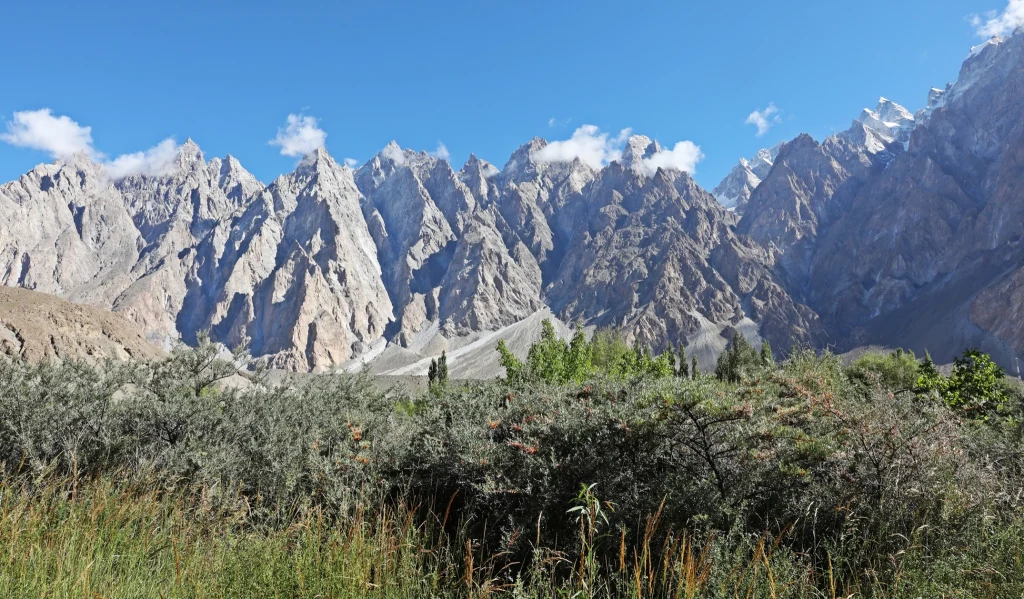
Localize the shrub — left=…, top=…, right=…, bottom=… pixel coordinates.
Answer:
left=1, top=341, right=1022, bottom=596
left=847, top=348, right=921, bottom=391
left=944, top=348, right=1007, bottom=415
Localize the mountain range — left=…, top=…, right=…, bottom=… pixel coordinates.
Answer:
left=3, top=33, right=1024, bottom=374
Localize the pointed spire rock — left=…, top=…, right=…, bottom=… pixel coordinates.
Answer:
left=293, top=146, right=339, bottom=177
left=502, top=137, right=548, bottom=180
left=621, top=134, right=662, bottom=173
left=175, top=138, right=204, bottom=169
left=461, top=153, right=498, bottom=178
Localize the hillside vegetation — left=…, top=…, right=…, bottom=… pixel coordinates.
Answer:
left=2, top=330, right=1023, bottom=597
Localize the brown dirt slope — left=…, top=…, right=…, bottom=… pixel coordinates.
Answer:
left=0, top=286, right=164, bottom=363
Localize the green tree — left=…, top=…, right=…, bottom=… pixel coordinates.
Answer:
left=760, top=340, right=774, bottom=367
left=428, top=351, right=449, bottom=389
left=676, top=343, right=689, bottom=378
left=715, top=334, right=760, bottom=383
left=692, top=355, right=699, bottom=379
left=564, top=324, right=593, bottom=383
left=437, top=351, right=448, bottom=385
left=651, top=351, right=676, bottom=377
left=497, top=339, right=526, bottom=383
left=527, top=320, right=568, bottom=383
left=915, top=349, right=945, bottom=395
left=617, top=344, right=675, bottom=378
left=944, top=348, right=1006, bottom=415
left=590, top=328, right=630, bottom=373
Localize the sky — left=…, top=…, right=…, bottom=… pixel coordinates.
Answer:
left=0, top=0, right=1018, bottom=189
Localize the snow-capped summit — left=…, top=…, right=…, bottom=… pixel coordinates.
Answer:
left=712, top=142, right=782, bottom=212
left=859, top=98, right=914, bottom=133
left=851, top=97, right=916, bottom=152
left=970, top=35, right=1007, bottom=58
left=747, top=146, right=779, bottom=180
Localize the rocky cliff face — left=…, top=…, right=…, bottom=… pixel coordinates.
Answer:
left=548, top=150, right=822, bottom=365
left=181, top=149, right=394, bottom=371
left=737, top=33, right=1024, bottom=365
left=0, top=154, right=141, bottom=310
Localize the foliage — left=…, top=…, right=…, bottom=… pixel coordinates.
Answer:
left=2, top=340, right=1024, bottom=596
left=496, top=339, right=526, bottom=384
left=676, top=343, right=689, bottom=378
left=499, top=321, right=681, bottom=383
left=589, top=328, right=631, bottom=373
left=714, top=333, right=762, bottom=383
left=847, top=348, right=921, bottom=391
left=428, top=350, right=449, bottom=389
left=760, top=339, right=774, bottom=366
left=915, top=349, right=944, bottom=394
left=944, top=347, right=1007, bottom=415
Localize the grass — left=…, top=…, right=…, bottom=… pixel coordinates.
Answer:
left=3, top=473, right=1024, bottom=597
left=0, top=477, right=447, bottom=598
left=0, top=476, right=834, bottom=598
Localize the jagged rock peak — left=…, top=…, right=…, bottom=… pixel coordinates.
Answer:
left=621, top=135, right=662, bottom=171
left=460, top=153, right=499, bottom=181
left=374, top=140, right=420, bottom=165
left=462, top=153, right=497, bottom=175
left=749, top=143, right=783, bottom=178
left=60, top=150, right=105, bottom=175
left=854, top=97, right=915, bottom=147
left=293, top=147, right=338, bottom=174
left=504, top=137, right=547, bottom=173
left=176, top=138, right=204, bottom=168
left=712, top=142, right=782, bottom=212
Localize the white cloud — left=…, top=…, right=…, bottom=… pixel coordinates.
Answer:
left=533, top=124, right=632, bottom=169
left=344, top=157, right=359, bottom=168
left=641, top=141, right=704, bottom=176
left=269, top=113, right=327, bottom=157
left=745, top=103, right=781, bottom=137
left=547, top=117, right=571, bottom=128
left=105, top=138, right=179, bottom=179
left=1, top=108, right=98, bottom=159
left=381, top=143, right=406, bottom=165
left=431, top=142, right=451, bottom=161
left=972, top=1, right=1024, bottom=37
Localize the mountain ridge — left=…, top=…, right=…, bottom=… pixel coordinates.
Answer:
left=2, top=32, right=1024, bottom=373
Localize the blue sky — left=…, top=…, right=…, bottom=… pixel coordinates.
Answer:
left=0, top=0, right=1012, bottom=189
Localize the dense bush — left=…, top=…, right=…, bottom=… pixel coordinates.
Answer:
left=2, top=338, right=1024, bottom=596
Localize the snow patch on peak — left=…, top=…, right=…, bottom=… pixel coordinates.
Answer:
left=712, top=143, right=782, bottom=211
left=749, top=143, right=782, bottom=178
left=856, top=98, right=915, bottom=141
left=842, top=97, right=916, bottom=153
left=970, top=35, right=1006, bottom=57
